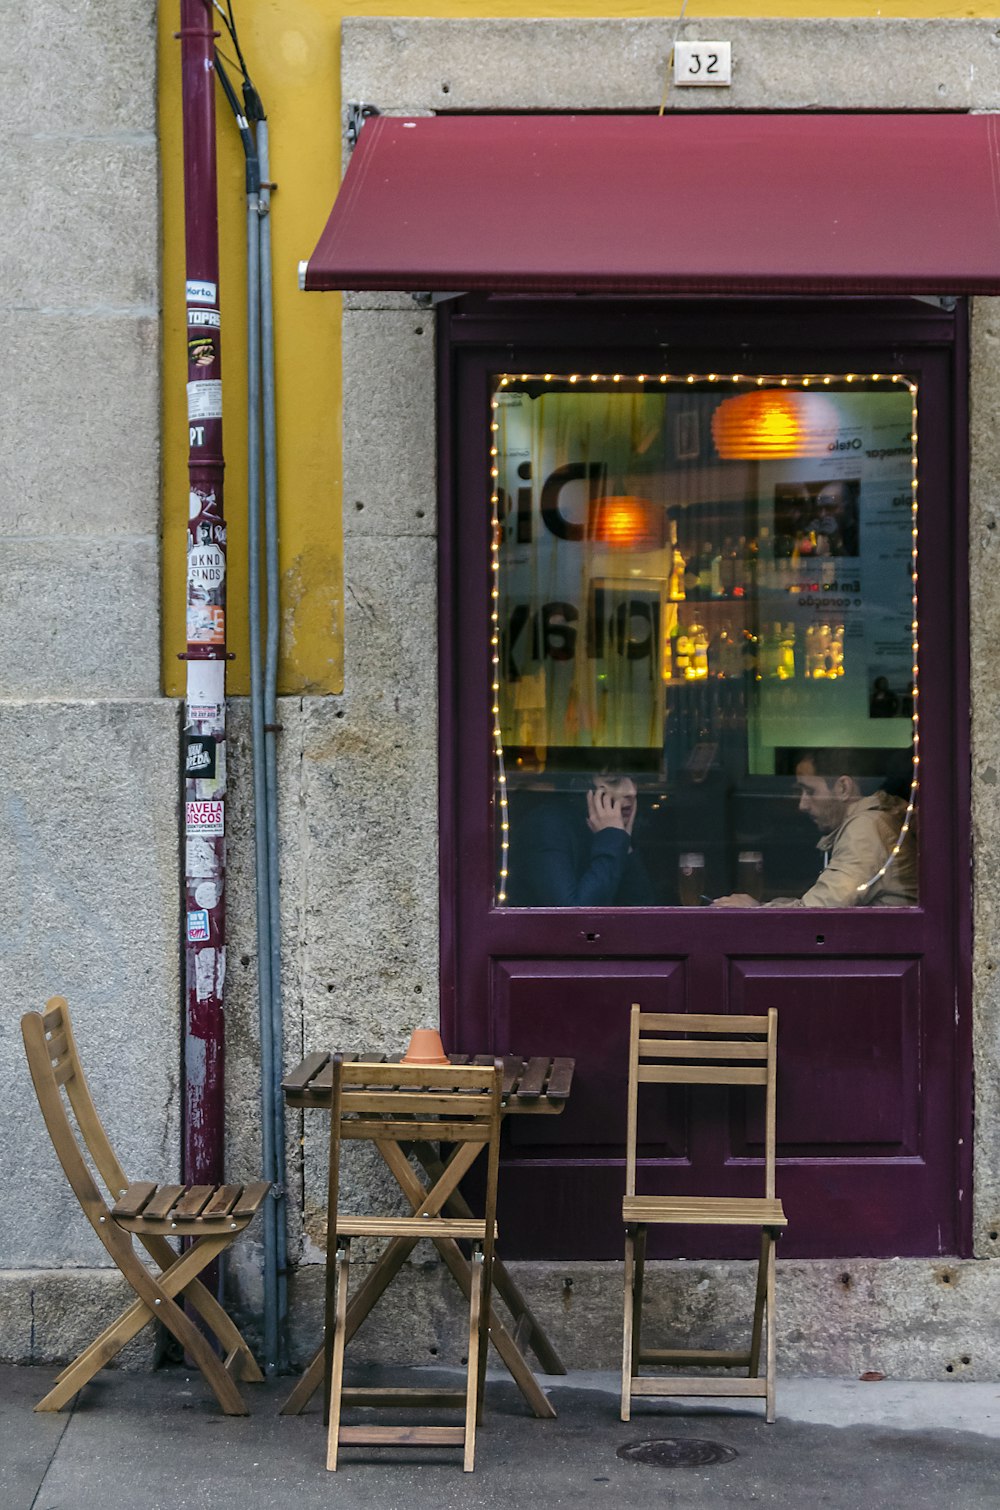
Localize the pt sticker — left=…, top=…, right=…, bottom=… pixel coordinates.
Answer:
left=185, top=734, right=217, bottom=779
left=185, top=799, right=224, bottom=836
left=187, top=909, right=210, bottom=942
left=188, top=335, right=217, bottom=368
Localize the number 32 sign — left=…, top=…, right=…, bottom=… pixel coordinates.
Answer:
left=673, top=40, right=732, bottom=87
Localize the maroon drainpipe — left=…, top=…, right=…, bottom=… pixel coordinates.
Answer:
left=178, top=0, right=227, bottom=1190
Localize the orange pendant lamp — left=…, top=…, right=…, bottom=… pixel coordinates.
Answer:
left=589, top=495, right=666, bottom=551
left=711, top=388, right=841, bottom=460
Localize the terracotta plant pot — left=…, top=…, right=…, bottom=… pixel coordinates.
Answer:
left=402, top=1027, right=450, bottom=1066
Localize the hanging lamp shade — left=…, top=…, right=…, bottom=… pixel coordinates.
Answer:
left=711, top=389, right=841, bottom=460
left=590, top=495, right=666, bottom=551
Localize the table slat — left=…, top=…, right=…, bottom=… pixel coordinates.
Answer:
left=512, top=1056, right=549, bottom=1099
left=281, top=1051, right=329, bottom=1093
left=545, top=1056, right=575, bottom=1101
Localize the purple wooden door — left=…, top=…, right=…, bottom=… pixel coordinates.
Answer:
left=438, top=299, right=971, bottom=1260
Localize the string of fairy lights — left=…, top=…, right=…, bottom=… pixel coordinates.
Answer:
left=489, top=371, right=920, bottom=907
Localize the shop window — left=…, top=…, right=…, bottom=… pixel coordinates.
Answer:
left=490, top=372, right=919, bottom=910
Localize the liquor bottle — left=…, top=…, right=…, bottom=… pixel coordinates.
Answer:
left=668, top=524, right=687, bottom=602
left=710, top=543, right=725, bottom=598
left=719, top=536, right=737, bottom=597
left=674, top=623, right=693, bottom=678
left=778, top=622, right=796, bottom=680
left=690, top=622, right=709, bottom=680
left=696, top=542, right=715, bottom=600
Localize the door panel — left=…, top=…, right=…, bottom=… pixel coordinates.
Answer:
left=732, top=958, right=922, bottom=1154
left=440, top=299, right=970, bottom=1261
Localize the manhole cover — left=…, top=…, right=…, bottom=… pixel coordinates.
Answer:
left=617, top=1437, right=739, bottom=1469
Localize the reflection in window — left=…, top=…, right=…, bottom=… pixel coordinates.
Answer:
left=489, top=373, right=919, bottom=909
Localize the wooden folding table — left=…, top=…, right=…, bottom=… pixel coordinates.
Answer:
left=280, top=1052, right=574, bottom=1420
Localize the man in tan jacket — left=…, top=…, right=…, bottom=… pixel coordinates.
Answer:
left=714, top=750, right=917, bottom=908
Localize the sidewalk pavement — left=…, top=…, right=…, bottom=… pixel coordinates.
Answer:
left=6, top=1361, right=1000, bottom=1510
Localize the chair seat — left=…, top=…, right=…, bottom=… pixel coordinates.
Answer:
left=112, top=1181, right=270, bottom=1235
left=623, top=1194, right=787, bottom=1228
left=336, top=1215, right=496, bottom=1240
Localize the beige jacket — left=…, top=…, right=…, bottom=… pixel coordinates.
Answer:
left=764, top=792, right=917, bottom=908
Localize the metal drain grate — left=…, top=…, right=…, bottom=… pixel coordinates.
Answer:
left=617, top=1437, right=739, bottom=1469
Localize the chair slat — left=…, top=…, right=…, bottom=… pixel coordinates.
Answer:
left=342, top=1062, right=496, bottom=1090
left=623, top=1194, right=786, bottom=1226
left=338, top=1425, right=467, bottom=1447
left=341, top=1090, right=495, bottom=1117
left=336, top=1215, right=492, bottom=1239
left=231, top=1181, right=271, bottom=1219
left=639, top=1038, right=768, bottom=1060
left=53, top=1058, right=75, bottom=1087
left=637, top=1011, right=770, bottom=1034
left=638, top=1064, right=768, bottom=1085
left=343, top=1118, right=493, bottom=1142
left=142, top=1184, right=185, bottom=1220
left=501, top=1056, right=524, bottom=1095
left=112, top=1182, right=158, bottom=1219
left=200, top=1184, right=243, bottom=1218
left=173, top=1185, right=216, bottom=1219
left=44, top=1030, right=69, bottom=1061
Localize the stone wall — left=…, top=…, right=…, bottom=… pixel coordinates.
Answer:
left=0, top=1, right=174, bottom=1364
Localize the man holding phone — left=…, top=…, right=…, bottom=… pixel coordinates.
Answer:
left=511, top=772, right=654, bottom=907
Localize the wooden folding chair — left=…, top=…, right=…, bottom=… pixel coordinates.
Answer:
left=323, top=1056, right=502, bottom=1472
left=621, top=1005, right=787, bottom=1423
left=21, top=997, right=269, bottom=1415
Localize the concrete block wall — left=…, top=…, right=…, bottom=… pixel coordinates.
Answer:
left=0, top=1, right=176, bottom=1365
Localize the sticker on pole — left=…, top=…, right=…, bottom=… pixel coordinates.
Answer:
left=186, top=799, right=224, bottom=836
left=186, top=658, right=225, bottom=724
left=188, top=307, right=221, bottom=328
left=186, top=909, right=211, bottom=942
left=185, top=734, right=217, bottom=778
left=188, top=543, right=225, bottom=590
left=186, top=279, right=217, bottom=305
left=187, top=379, right=222, bottom=421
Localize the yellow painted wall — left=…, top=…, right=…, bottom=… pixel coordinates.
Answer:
left=158, top=1, right=988, bottom=695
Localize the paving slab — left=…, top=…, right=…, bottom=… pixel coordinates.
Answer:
left=7, top=1363, right=1000, bottom=1510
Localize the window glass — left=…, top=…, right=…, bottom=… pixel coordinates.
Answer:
left=490, top=373, right=919, bottom=909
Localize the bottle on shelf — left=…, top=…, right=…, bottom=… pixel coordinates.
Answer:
left=778, top=622, right=796, bottom=680
left=719, top=536, right=737, bottom=597
left=691, top=622, right=709, bottom=680
left=668, top=523, right=687, bottom=602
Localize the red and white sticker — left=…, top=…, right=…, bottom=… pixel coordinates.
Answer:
left=186, top=799, right=224, bottom=836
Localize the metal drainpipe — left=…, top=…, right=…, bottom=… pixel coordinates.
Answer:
left=179, top=0, right=227, bottom=1196
left=215, top=53, right=287, bottom=1372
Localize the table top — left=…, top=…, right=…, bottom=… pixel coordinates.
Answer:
left=282, top=1052, right=574, bottom=1115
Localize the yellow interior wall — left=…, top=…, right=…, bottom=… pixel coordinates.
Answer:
left=158, top=1, right=986, bottom=696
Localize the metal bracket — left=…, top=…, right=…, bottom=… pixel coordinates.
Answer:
left=411, top=291, right=466, bottom=308
left=347, top=102, right=380, bottom=151
left=911, top=295, right=957, bottom=312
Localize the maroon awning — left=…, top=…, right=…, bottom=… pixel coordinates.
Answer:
left=301, top=112, right=1000, bottom=296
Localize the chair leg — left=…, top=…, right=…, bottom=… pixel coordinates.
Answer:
left=475, top=1247, right=492, bottom=1429
left=749, top=1230, right=769, bottom=1378
left=140, top=1234, right=264, bottom=1382
left=632, top=1225, right=646, bottom=1365
left=621, top=1228, right=635, bottom=1422
left=765, top=1235, right=777, bottom=1424
left=34, top=1234, right=247, bottom=1416
left=464, top=1247, right=485, bottom=1472
left=326, top=1242, right=351, bottom=1472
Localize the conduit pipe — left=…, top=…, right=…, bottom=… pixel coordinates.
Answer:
left=215, top=46, right=287, bottom=1375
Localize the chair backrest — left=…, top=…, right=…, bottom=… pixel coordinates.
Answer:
left=327, top=1057, right=503, bottom=1225
left=624, top=1006, right=779, bottom=1199
left=21, top=997, right=131, bottom=1238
